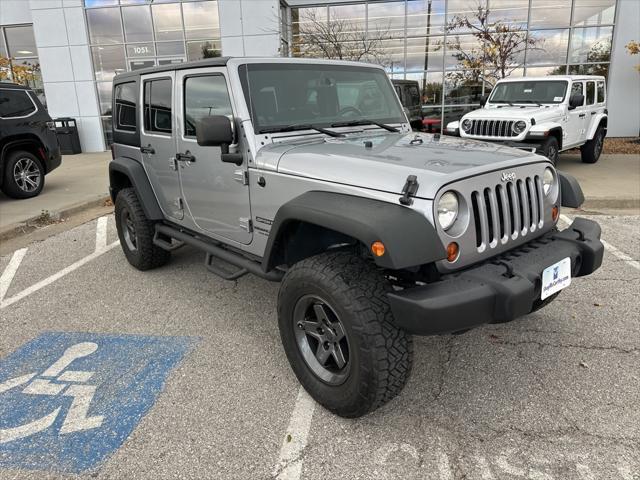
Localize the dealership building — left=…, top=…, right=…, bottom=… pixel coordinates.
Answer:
left=0, top=0, right=638, bottom=152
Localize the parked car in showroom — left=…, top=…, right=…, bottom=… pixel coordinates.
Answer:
left=446, top=76, right=607, bottom=164
left=0, top=82, right=61, bottom=199
left=109, top=57, right=603, bottom=418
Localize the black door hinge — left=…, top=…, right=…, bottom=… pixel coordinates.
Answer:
left=399, top=175, right=419, bottom=206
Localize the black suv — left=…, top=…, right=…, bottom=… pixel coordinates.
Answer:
left=0, top=83, right=61, bottom=199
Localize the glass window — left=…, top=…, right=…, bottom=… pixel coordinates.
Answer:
left=573, top=0, right=616, bottom=26
left=489, top=80, right=568, bottom=104
left=0, top=89, right=36, bottom=118
left=122, top=5, right=153, bottom=43
left=568, top=62, right=609, bottom=78
left=101, top=116, right=113, bottom=146
left=529, top=0, right=572, bottom=28
left=446, top=0, right=488, bottom=33
left=569, top=26, right=612, bottom=64
left=407, top=0, right=446, bottom=36
left=406, top=71, right=444, bottom=119
left=184, top=75, right=232, bottom=137
left=329, top=4, right=366, bottom=32
left=368, top=38, right=405, bottom=73
left=86, top=8, right=124, bottom=45
left=597, top=80, right=605, bottom=102
left=130, top=59, right=156, bottom=70
left=4, top=26, right=37, bottom=58
left=445, top=34, right=483, bottom=71
left=187, top=40, right=221, bottom=61
left=368, top=1, right=406, bottom=39
left=571, top=81, right=583, bottom=98
left=96, top=81, right=112, bottom=115
left=526, top=29, right=570, bottom=65
left=144, top=78, right=172, bottom=134
left=157, top=41, right=185, bottom=57
left=85, top=0, right=119, bottom=7
left=91, top=45, right=126, bottom=81
left=585, top=80, right=595, bottom=104
left=444, top=71, right=485, bottom=104
left=152, top=3, right=183, bottom=41
left=114, top=82, right=137, bottom=132
left=406, top=37, right=445, bottom=72
left=292, top=7, right=327, bottom=44
left=183, top=1, right=220, bottom=40
left=525, top=65, right=568, bottom=76
left=487, top=0, right=529, bottom=30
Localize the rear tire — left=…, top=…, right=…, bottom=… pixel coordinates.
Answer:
left=2, top=150, right=45, bottom=199
left=115, top=187, right=170, bottom=271
left=540, top=136, right=560, bottom=164
left=278, top=251, right=413, bottom=418
left=581, top=126, right=605, bottom=164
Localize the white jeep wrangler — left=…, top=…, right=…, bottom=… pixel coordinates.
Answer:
left=446, top=76, right=607, bottom=164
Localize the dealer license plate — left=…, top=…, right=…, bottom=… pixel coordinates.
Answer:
left=541, top=257, right=572, bottom=300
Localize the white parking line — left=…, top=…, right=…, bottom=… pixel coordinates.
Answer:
left=0, top=242, right=119, bottom=310
left=273, top=386, right=316, bottom=480
left=0, top=248, right=28, bottom=303
left=560, top=214, right=639, bottom=271
left=95, top=216, right=108, bottom=252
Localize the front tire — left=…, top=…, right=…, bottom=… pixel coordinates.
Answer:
left=581, top=126, right=605, bottom=164
left=540, top=136, right=560, bottom=164
left=115, top=187, right=170, bottom=271
left=2, top=150, right=45, bottom=199
left=278, top=251, right=413, bottom=418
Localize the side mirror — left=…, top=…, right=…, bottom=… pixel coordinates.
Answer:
left=196, top=115, right=243, bottom=165
left=196, top=115, right=234, bottom=147
left=479, top=95, right=489, bottom=107
left=568, top=94, right=584, bottom=110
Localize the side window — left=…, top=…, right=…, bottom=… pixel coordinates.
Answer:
left=407, top=85, right=420, bottom=105
left=586, top=81, right=595, bottom=105
left=144, top=78, right=172, bottom=134
left=184, top=75, right=233, bottom=138
left=0, top=90, right=36, bottom=118
left=571, top=82, right=584, bottom=106
left=597, top=81, right=605, bottom=103
left=114, top=82, right=137, bottom=132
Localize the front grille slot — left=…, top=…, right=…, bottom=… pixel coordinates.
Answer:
left=469, top=119, right=516, bottom=138
left=470, top=175, right=544, bottom=252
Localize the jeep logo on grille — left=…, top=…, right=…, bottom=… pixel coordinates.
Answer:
left=501, top=171, right=517, bottom=182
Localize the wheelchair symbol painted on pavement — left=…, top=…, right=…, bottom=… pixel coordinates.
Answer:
left=0, top=342, right=104, bottom=444
left=0, top=332, right=197, bottom=473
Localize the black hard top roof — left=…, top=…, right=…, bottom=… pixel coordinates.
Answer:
left=0, top=82, right=31, bottom=90
left=114, top=57, right=230, bottom=82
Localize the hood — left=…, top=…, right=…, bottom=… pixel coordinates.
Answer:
left=269, top=132, right=543, bottom=199
left=464, top=105, right=564, bottom=122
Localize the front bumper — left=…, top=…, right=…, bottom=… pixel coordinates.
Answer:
left=388, top=218, right=603, bottom=335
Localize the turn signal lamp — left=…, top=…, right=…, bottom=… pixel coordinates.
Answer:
left=552, top=206, right=559, bottom=221
left=371, top=241, right=386, bottom=257
left=446, top=242, right=459, bottom=262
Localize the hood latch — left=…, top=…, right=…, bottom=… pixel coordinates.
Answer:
left=399, top=175, right=419, bottom=206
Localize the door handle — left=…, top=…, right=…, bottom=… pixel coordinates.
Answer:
left=578, top=114, right=586, bottom=118
left=140, top=144, right=155, bottom=155
left=176, top=151, right=196, bottom=163
left=591, top=111, right=597, bottom=115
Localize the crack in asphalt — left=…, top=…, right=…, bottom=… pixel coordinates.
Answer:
left=489, top=338, right=639, bottom=354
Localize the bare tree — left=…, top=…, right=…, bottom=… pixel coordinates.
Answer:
left=443, top=4, right=542, bottom=85
left=292, top=9, right=394, bottom=66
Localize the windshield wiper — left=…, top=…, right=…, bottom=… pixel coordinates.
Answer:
left=519, top=100, right=543, bottom=106
left=258, top=124, right=345, bottom=137
left=331, top=119, right=399, bottom=132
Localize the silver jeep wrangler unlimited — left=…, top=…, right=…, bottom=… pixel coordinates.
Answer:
left=109, top=57, right=604, bottom=418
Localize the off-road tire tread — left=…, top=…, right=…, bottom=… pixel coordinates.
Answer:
left=115, top=187, right=170, bottom=270
left=580, top=126, right=604, bottom=164
left=540, top=136, right=559, bottom=164
left=278, top=251, right=413, bottom=417
left=2, top=150, right=45, bottom=199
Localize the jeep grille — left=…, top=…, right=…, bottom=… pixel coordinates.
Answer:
left=470, top=176, right=544, bottom=252
left=469, top=119, right=517, bottom=138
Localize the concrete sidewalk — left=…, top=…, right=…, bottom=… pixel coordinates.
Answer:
left=0, top=152, right=111, bottom=232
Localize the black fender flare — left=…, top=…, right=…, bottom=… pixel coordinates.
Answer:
left=558, top=171, right=584, bottom=209
left=109, top=156, right=163, bottom=220
left=262, top=191, right=446, bottom=271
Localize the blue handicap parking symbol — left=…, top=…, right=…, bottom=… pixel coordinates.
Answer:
left=0, top=332, right=197, bottom=473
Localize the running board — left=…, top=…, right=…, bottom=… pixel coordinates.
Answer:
left=153, top=230, right=185, bottom=251
left=205, top=253, right=248, bottom=281
left=154, top=224, right=284, bottom=282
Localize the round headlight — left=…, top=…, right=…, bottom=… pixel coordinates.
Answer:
left=513, top=120, right=527, bottom=134
left=437, top=191, right=459, bottom=231
left=461, top=119, right=472, bottom=132
left=543, top=167, right=555, bottom=195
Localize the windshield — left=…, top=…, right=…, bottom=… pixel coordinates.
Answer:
left=488, top=80, right=569, bottom=104
left=238, top=63, right=406, bottom=133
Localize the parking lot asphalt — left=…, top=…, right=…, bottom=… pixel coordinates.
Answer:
left=0, top=213, right=638, bottom=480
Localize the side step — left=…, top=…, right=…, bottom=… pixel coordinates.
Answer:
left=154, top=224, right=284, bottom=282
left=205, top=253, right=248, bottom=281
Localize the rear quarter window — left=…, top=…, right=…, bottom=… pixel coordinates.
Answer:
left=0, top=89, right=36, bottom=118
left=586, top=81, right=595, bottom=105
left=114, top=82, right=137, bottom=132
left=597, top=81, right=605, bottom=103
